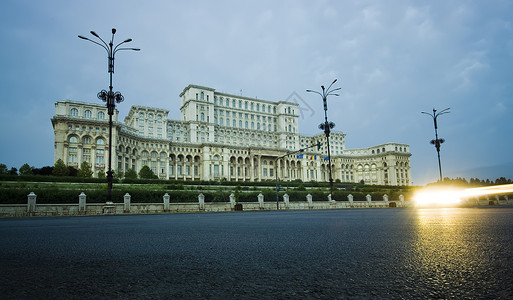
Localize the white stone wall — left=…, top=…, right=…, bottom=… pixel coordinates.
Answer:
left=52, top=84, right=412, bottom=185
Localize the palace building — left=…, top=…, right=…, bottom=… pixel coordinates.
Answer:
left=51, top=84, right=412, bottom=185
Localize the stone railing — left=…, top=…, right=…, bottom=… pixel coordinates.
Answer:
left=1, top=191, right=510, bottom=218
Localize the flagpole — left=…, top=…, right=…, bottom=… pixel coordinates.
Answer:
left=275, top=142, right=321, bottom=210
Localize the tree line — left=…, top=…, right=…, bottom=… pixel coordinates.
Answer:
left=0, top=159, right=158, bottom=180
left=1, top=161, right=511, bottom=186
left=427, top=176, right=512, bottom=187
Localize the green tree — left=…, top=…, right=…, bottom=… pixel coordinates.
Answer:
left=114, top=169, right=124, bottom=180
left=0, top=163, right=8, bottom=174
left=9, top=167, right=17, bottom=175
left=77, top=161, right=93, bottom=177
left=139, top=165, right=157, bottom=179
left=124, top=168, right=137, bottom=179
left=52, top=159, right=69, bottom=176
left=19, top=163, right=33, bottom=176
left=97, top=170, right=106, bottom=178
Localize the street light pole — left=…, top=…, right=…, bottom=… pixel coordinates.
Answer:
left=307, top=79, right=341, bottom=202
left=421, top=108, right=450, bottom=182
left=79, top=29, right=140, bottom=203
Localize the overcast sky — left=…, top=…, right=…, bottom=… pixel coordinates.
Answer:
left=1, top=0, right=512, bottom=185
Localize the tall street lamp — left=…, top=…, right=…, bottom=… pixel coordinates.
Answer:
left=421, top=108, right=450, bottom=182
left=307, top=79, right=341, bottom=201
left=78, top=28, right=140, bottom=203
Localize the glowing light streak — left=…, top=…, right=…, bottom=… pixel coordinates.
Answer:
left=414, top=184, right=513, bottom=208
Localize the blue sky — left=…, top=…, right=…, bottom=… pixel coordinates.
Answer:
left=0, top=0, right=512, bottom=185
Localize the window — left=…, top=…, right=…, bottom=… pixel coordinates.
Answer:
left=200, top=92, right=204, bottom=100
left=139, top=112, right=144, bottom=117
left=83, top=137, right=91, bottom=144
left=232, top=100, right=236, bottom=107
left=98, top=111, right=105, bottom=120
left=69, top=136, right=78, bottom=143
left=70, top=108, right=78, bottom=117
left=96, top=155, right=104, bottom=165
left=96, top=138, right=104, bottom=145
left=68, top=153, right=77, bottom=163
left=84, top=110, right=92, bottom=118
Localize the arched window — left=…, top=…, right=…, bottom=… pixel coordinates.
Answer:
left=273, top=107, right=276, bottom=114
left=98, top=111, right=105, bottom=120
left=245, top=102, right=248, bottom=109
left=84, top=110, right=92, bottom=118
left=200, top=92, right=204, bottom=100
left=70, top=108, right=78, bottom=117
left=238, top=100, right=242, bottom=108
left=96, top=138, right=105, bottom=145
left=220, top=98, right=224, bottom=106
left=142, top=151, right=148, bottom=157
left=214, top=96, right=218, bottom=105
left=200, top=113, right=205, bottom=121
left=251, top=103, right=254, bottom=110
left=256, top=104, right=260, bottom=112
left=232, top=100, right=236, bottom=107
left=69, top=136, right=78, bottom=143
left=83, top=136, right=91, bottom=144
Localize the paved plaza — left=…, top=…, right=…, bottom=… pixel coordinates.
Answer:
left=1, top=208, right=513, bottom=299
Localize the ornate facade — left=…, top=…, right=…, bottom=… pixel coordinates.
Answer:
left=52, top=84, right=412, bottom=185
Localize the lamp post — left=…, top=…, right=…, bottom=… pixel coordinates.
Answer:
left=307, top=79, right=340, bottom=201
left=421, top=108, right=450, bottom=182
left=78, top=28, right=140, bottom=203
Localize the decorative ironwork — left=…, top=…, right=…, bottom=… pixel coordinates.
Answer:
left=307, top=79, right=341, bottom=201
left=79, top=28, right=139, bottom=203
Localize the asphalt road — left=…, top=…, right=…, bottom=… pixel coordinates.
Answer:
left=1, top=208, right=512, bottom=299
